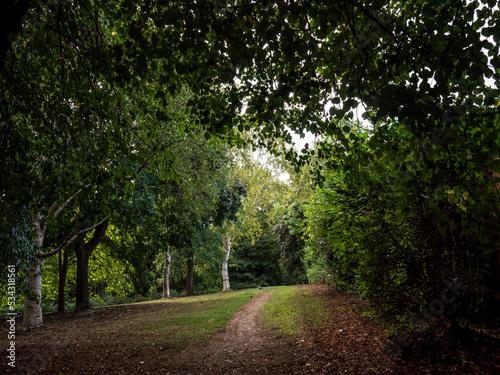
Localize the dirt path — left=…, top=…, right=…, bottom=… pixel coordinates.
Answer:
left=5, top=285, right=497, bottom=374
left=167, top=291, right=306, bottom=374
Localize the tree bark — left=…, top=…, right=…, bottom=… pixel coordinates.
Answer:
left=57, top=249, right=69, bottom=312
left=74, top=237, right=90, bottom=312
left=74, top=218, right=109, bottom=313
left=163, top=249, right=171, bottom=298
left=23, top=213, right=45, bottom=329
left=23, top=259, right=45, bottom=329
left=222, top=235, right=232, bottom=291
left=186, top=252, right=194, bottom=295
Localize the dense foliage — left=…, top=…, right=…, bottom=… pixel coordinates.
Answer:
left=273, top=202, right=308, bottom=285
left=304, top=118, right=500, bottom=326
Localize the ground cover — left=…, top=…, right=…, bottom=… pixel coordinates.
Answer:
left=1, top=288, right=263, bottom=374
left=1, top=284, right=499, bottom=374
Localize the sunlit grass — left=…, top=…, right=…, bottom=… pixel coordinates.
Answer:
left=261, top=285, right=331, bottom=336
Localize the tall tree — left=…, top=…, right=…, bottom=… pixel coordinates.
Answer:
left=0, top=1, right=210, bottom=326
left=212, top=179, right=246, bottom=291
left=74, top=218, right=109, bottom=312
left=220, top=148, right=289, bottom=289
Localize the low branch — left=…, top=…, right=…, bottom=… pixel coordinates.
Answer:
left=39, top=216, right=109, bottom=259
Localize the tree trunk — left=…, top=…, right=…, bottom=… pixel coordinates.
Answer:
left=74, top=218, right=109, bottom=313
left=75, top=237, right=91, bottom=312
left=186, top=253, right=194, bottom=295
left=23, top=259, right=45, bottom=329
left=222, top=235, right=232, bottom=291
left=163, top=249, right=171, bottom=298
left=57, top=249, right=69, bottom=313
left=23, top=213, right=45, bottom=329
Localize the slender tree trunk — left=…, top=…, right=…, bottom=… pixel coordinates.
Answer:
left=75, top=237, right=91, bottom=312
left=74, top=218, right=109, bottom=313
left=222, top=235, right=232, bottom=291
left=186, top=253, right=194, bottom=295
left=57, top=249, right=69, bottom=312
left=23, top=213, right=45, bottom=329
left=163, top=249, right=171, bottom=298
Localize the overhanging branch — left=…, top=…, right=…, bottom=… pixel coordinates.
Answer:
left=39, top=216, right=109, bottom=259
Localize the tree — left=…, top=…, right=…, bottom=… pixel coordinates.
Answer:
left=212, top=179, right=246, bottom=291
left=230, top=214, right=283, bottom=289
left=158, top=137, right=234, bottom=295
left=273, top=202, right=308, bottom=285
left=163, top=248, right=172, bottom=298
left=304, top=117, right=500, bottom=326
left=221, top=148, right=289, bottom=289
left=4, top=2, right=498, bottom=146
left=179, top=0, right=500, bottom=326
left=74, top=218, right=109, bottom=312
left=0, top=1, right=125, bottom=326
left=0, top=1, right=213, bottom=326
left=272, top=161, right=314, bottom=285
left=57, top=248, right=70, bottom=312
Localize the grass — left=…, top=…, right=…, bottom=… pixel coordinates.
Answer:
left=117, top=288, right=264, bottom=353
left=261, top=285, right=331, bottom=337
left=9, top=286, right=330, bottom=359
left=5, top=284, right=338, bottom=374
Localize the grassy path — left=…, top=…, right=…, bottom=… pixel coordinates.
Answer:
left=0, top=285, right=351, bottom=374
left=2, top=288, right=268, bottom=374
left=167, top=290, right=306, bottom=374
left=3, top=285, right=498, bottom=374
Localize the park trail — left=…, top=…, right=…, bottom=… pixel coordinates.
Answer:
left=166, top=291, right=306, bottom=374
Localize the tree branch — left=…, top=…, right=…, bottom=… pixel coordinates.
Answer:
left=46, top=185, right=90, bottom=224
left=39, top=216, right=109, bottom=259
